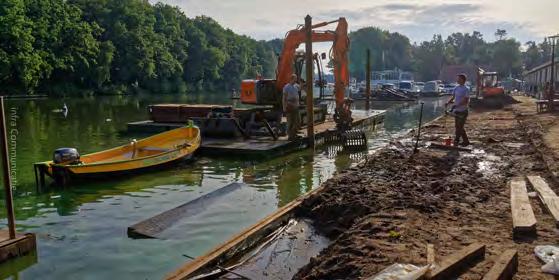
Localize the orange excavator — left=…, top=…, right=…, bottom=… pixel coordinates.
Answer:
left=240, top=17, right=352, bottom=131
left=476, top=67, right=505, bottom=98
left=475, top=67, right=506, bottom=108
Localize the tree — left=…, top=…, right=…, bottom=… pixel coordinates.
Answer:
left=412, top=35, right=446, bottom=81
left=1, top=0, right=278, bottom=95
left=495, top=29, right=507, bottom=41
left=347, top=27, right=412, bottom=80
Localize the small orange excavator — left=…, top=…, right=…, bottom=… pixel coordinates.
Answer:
left=240, top=17, right=353, bottom=132
left=476, top=67, right=505, bottom=99
left=475, top=67, right=506, bottom=108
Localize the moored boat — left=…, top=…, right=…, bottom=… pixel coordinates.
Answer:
left=34, top=125, right=201, bottom=187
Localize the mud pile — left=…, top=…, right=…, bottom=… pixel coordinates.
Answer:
left=294, top=101, right=558, bottom=279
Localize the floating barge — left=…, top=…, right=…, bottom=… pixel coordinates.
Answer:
left=127, top=104, right=386, bottom=157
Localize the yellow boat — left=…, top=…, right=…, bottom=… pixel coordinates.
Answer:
left=34, top=126, right=201, bottom=186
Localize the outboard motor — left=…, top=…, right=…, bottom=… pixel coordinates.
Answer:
left=53, top=148, right=80, bottom=165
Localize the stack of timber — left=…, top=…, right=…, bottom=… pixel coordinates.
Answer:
left=509, top=175, right=559, bottom=236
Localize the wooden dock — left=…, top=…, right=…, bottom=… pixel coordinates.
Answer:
left=0, top=230, right=36, bottom=264
left=128, top=110, right=386, bottom=157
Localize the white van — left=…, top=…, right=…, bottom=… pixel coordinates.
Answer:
left=422, top=81, right=442, bottom=94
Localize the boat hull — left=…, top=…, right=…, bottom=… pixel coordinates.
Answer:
left=35, top=126, right=201, bottom=186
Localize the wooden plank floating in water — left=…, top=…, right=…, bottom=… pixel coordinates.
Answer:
left=128, top=183, right=245, bottom=239
left=527, top=175, right=559, bottom=225
left=510, top=179, right=537, bottom=234
left=425, top=243, right=485, bottom=280
left=482, top=249, right=518, bottom=280
left=165, top=184, right=326, bottom=280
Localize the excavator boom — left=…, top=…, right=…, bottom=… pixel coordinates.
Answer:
left=239, top=17, right=353, bottom=132
left=276, top=18, right=349, bottom=106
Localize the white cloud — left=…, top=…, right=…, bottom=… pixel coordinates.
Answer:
left=154, top=0, right=558, bottom=43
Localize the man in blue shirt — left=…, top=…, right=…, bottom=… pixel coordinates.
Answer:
left=283, top=74, right=301, bottom=140
left=446, top=74, right=470, bottom=146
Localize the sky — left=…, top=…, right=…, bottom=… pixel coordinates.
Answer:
left=156, top=0, right=558, bottom=44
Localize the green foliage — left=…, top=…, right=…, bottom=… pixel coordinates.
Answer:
left=348, top=27, right=412, bottom=80
left=0, top=0, right=278, bottom=95
left=0, top=1, right=548, bottom=95
left=412, top=35, right=446, bottom=81
left=349, top=27, right=533, bottom=81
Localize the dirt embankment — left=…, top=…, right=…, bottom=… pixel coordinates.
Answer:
left=293, top=96, right=559, bottom=280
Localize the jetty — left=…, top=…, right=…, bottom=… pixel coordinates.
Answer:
left=127, top=107, right=385, bottom=157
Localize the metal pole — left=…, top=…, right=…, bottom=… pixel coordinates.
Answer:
left=0, top=97, right=16, bottom=239
left=305, top=15, right=314, bottom=147
left=366, top=49, right=371, bottom=110
left=413, top=102, right=425, bottom=154
left=550, top=36, right=557, bottom=112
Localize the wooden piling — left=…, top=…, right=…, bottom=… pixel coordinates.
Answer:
left=549, top=35, right=558, bottom=112
left=305, top=15, right=314, bottom=148
left=365, top=49, right=371, bottom=110
left=0, top=97, right=35, bottom=264
left=0, top=97, right=16, bottom=239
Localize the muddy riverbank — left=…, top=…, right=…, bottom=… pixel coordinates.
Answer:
left=293, top=95, right=559, bottom=279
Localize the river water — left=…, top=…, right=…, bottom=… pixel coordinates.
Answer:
left=0, top=93, right=446, bottom=279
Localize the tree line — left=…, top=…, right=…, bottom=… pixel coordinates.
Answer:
left=0, top=0, right=278, bottom=95
left=348, top=27, right=557, bottom=82
left=1, top=0, right=556, bottom=95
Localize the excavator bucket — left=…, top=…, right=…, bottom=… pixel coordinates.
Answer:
left=324, top=129, right=367, bottom=151
left=341, top=130, right=368, bottom=150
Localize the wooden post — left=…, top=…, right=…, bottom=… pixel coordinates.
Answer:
left=476, top=67, right=481, bottom=99
left=365, top=49, right=371, bottom=110
left=549, top=35, right=558, bottom=112
left=0, top=97, right=16, bottom=239
left=305, top=15, right=314, bottom=147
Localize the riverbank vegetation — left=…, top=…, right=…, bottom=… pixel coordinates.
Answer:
left=0, top=0, right=277, bottom=95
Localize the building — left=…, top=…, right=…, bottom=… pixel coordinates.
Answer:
left=523, top=59, right=559, bottom=93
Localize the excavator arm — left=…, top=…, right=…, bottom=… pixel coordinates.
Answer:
left=276, top=18, right=349, bottom=107
left=239, top=17, right=352, bottom=133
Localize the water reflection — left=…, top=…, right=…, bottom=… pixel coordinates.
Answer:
left=0, top=93, right=446, bottom=279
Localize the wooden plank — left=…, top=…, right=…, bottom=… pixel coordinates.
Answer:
left=510, top=179, right=537, bottom=233
left=427, top=243, right=436, bottom=264
left=0, top=232, right=36, bottom=264
left=527, top=175, right=559, bottom=225
left=128, top=183, right=245, bottom=238
left=165, top=184, right=327, bottom=280
left=482, top=249, right=518, bottom=280
left=428, top=143, right=472, bottom=152
left=425, top=243, right=485, bottom=280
